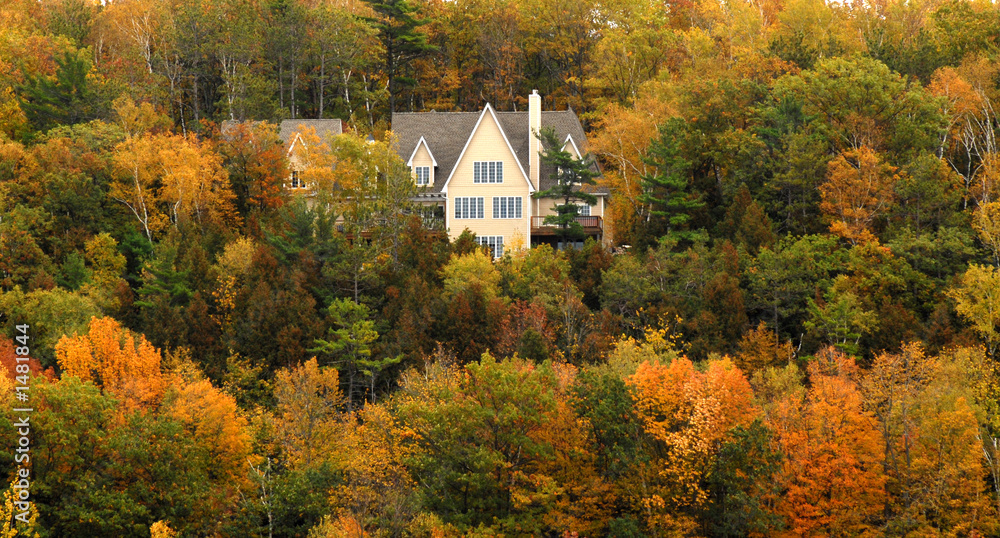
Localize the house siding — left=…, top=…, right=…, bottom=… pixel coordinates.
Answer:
left=446, top=111, right=531, bottom=244
left=410, top=144, right=435, bottom=186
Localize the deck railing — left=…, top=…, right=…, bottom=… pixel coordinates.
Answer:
left=531, top=216, right=603, bottom=230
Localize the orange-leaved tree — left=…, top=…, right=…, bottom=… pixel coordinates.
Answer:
left=55, top=316, right=164, bottom=411
left=218, top=120, right=289, bottom=214
left=527, top=362, right=615, bottom=536
left=820, top=146, right=899, bottom=244
left=769, top=348, right=885, bottom=536
left=627, top=355, right=757, bottom=532
left=164, top=376, right=251, bottom=523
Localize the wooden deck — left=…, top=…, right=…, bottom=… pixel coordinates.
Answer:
left=530, top=216, right=603, bottom=236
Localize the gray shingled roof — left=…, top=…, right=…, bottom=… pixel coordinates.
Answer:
left=391, top=109, right=608, bottom=196
left=220, top=119, right=344, bottom=147
left=278, top=119, right=343, bottom=144
left=220, top=120, right=266, bottom=139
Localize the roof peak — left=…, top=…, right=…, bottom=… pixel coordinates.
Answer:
left=394, top=109, right=578, bottom=116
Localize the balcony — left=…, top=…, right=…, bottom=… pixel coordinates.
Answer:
left=531, top=216, right=603, bottom=236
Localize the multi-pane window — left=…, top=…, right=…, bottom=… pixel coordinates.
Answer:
left=492, top=197, right=522, bottom=219
left=577, top=203, right=591, bottom=216
left=454, top=197, right=484, bottom=219
left=473, top=161, right=503, bottom=183
left=415, top=166, right=430, bottom=186
left=477, top=236, right=504, bottom=258
left=290, top=170, right=303, bottom=189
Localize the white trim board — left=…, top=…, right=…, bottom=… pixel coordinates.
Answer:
left=561, top=133, right=582, bottom=159
left=406, top=136, right=438, bottom=167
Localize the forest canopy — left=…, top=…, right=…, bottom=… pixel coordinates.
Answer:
left=3, top=0, right=1000, bottom=535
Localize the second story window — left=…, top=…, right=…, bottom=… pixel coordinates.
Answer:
left=415, top=166, right=430, bottom=186
left=578, top=203, right=591, bottom=216
left=493, top=197, right=522, bottom=219
left=474, top=161, right=503, bottom=183
left=454, top=197, right=484, bottom=219
left=290, top=170, right=303, bottom=189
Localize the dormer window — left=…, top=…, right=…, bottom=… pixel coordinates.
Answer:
left=474, top=161, right=503, bottom=184
left=557, top=167, right=582, bottom=186
left=290, top=170, right=303, bottom=189
left=415, top=166, right=430, bottom=186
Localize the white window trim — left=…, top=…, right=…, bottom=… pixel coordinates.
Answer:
left=415, top=166, right=431, bottom=186
left=474, top=161, right=504, bottom=184
left=454, top=197, right=485, bottom=219
left=492, top=196, right=523, bottom=219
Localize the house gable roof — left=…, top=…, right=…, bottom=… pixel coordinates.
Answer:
left=406, top=136, right=438, bottom=167
left=562, top=133, right=581, bottom=158
left=221, top=119, right=344, bottom=155
left=280, top=119, right=343, bottom=156
left=391, top=107, right=608, bottom=196
left=440, top=103, right=533, bottom=193
left=279, top=119, right=343, bottom=145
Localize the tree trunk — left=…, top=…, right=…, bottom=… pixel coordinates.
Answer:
left=318, top=55, right=325, bottom=118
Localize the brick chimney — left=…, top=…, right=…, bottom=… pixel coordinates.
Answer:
left=528, top=90, right=541, bottom=191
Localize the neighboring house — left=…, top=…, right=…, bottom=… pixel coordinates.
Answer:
left=392, top=91, right=610, bottom=257
left=221, top=119, right=344, bottom=189
left=278, top=119, right=343, bottom=189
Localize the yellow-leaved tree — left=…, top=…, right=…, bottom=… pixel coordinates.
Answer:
left=158, top=133, right=239, bottom=230
left=862, top=343, right=989, bottom=533
left=331, top=403, right=417, bottom=535
left=0, top=478, right=40, bottom=538
left=273, top=357, right=343, bottom=469
left=949, top=264, right=1000, bottom=355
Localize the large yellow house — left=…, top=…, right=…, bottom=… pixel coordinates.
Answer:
left=392, top=91, right=609, bottom=256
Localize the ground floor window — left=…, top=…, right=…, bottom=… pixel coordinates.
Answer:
left=476, top=235, right=504, bottom=258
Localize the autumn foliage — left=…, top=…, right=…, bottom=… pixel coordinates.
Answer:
left=771, top=349, right=886, bottom=535
left=628, top=356, right=758, bottom=530
left=6, top=0, right=1000, bottom=534
left=820, top=147, right=899, bottom=244
left=55, top=316, right=164, bottom=410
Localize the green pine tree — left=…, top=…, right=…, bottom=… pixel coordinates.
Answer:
left=640, top=118, right=705, bottom=242
left=532, top=127, right=599, bottom=243
left=362, top=0, right=437, bottom=113
left=17, top=50, right=102, bottom=133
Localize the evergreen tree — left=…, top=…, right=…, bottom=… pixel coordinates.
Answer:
left=640, top=118, right=705, bottom=242
left=17, top=50, right=103, bottom=133
left=362, top=0, right=436, bottom=114
left=532, top=127, right=599, bottom=243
